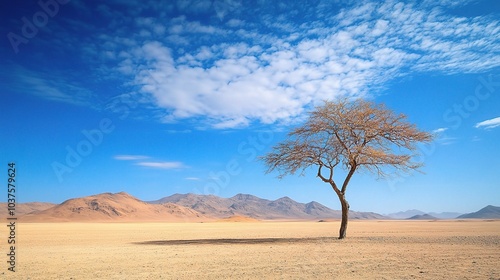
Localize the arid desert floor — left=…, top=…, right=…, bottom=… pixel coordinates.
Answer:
left=2, top=220, right=499, bottom=279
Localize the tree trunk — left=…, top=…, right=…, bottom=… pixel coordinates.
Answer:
left=338, top=195, right=349, bottom=239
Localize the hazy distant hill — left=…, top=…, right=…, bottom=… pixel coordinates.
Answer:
left=428, top=212, right=462, bottom=219
left=457, top=205, right=500, bottom=219
left=0, top=202, right=56, bottom=218
left=387, top=209, right=425, bottom=219
left=407, top=214, right=438, bottom=220
left=21, top=192, right=206, bottom=222
left=150, top=193, right=388, bottom=220
left=388, top=210, right=462, bottom=219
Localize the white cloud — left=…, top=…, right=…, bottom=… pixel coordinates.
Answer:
left=176, top=0, right=212, bottom=14
left=166, top=129, right=192, bottom=134
left=114, top=154, right=186, bottom=169
left=437, top=136, right=457, bottom=146
left=226, top=18, right=244, bottom=27
left=372, top=19, right=389, bottom=37
left=432, top=128, right=456, bottom=145
left=115, top=1, right=498, bottom=128
left=432, top=128, right=448, bottom=134
left=185, top=177, right=201, bottom=181
left=471, top=136, right=481, bottom=142
left=422, top=0, right=480, bottom=8
left=214, top=0, right=242, bottom=20
left=114, top=155, right=150, bottom=160
left=475, top=117, right=500, bottom=129
left=136, top=161, right=186, bottom=169
left=24, top=0, right=497, bottom=129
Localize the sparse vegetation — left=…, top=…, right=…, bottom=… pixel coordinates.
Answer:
left=261, top=98, right=433, bottom=239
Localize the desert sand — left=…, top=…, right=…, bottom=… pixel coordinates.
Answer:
left=2, top=220, right=499, bottom=279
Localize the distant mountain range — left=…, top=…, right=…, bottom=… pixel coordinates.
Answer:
left=407, top=214, right=439, bottom=220
left=388, top=205, right=500, bottom=220
left=2, top=192, right=386, bottom=222
left=148, top=193, right=387, bottom=220
left=387, top=209, right=463, bottom=219
left=1, top=192, right=498, bottom=222
left=18, top=192, right=206, bottom=222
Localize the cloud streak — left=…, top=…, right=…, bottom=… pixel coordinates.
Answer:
left=475, top=117, right=500, bottom=129
left=114, top=155, right=150, bottom=161
left=185, top=177, right=201, bottom=181
left=135, top=161, right=186, bottom=169
left=432, top=128, right=448, bottom=134
left=114, top=154, right=186, bottom=169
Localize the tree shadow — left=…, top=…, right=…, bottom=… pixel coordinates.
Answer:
left=133, top=237, right=336, bottom=246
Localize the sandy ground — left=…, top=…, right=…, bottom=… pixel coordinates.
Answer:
left=1, top=220, right=499, bottom=279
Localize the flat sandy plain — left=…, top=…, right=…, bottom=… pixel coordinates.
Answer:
left=2, top=220, right=499, bottom=279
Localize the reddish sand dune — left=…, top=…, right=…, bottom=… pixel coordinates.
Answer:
left=20, top=192, right=208, bottom=222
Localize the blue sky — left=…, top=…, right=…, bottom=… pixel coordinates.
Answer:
left=1, top=0, right=499, bottom=214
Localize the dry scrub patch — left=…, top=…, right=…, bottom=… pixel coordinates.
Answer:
left=1, top=220, right=499, bottom=279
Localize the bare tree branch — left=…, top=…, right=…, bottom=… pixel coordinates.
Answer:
left=260, top=98, right=434, bottom=239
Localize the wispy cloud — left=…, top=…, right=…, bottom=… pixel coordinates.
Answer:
left=437, top=136, right=457, bottom=146
left=136, top=161, right=186, bottom=169
left=475, top=117, right=500, bottom=129
left=7, top=66, right=96, bottom=107
left=432, top=127, right=456, bottom=145
left=114, top=154, right=186, bottom=169
left=8, top=0, right=500, bottom=129
left=433, top=128, right=448, bottom=134
left=185, top=177, right=201, bottom=181
left=121, top=1, right=499, bottom=128
left=114, top=155, right=150, bottom=161
left=166, top=129, right=192, bottom=134
left=422, top=0, right=480, bottom=8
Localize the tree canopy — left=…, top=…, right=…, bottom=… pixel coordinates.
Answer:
left=261, top=98, right=433, bottom=239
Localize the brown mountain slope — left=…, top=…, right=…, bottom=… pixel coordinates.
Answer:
left=155, top=193, right=235, bottom=217
left=18, top=192, right=389, bottom=222
left=150, top=193, right=388, bottom=220
left=457, top=205, right=500, bottom=219
left=21, top=192, right=207, bottom=222
left=0, top=202, right=56, bottom=218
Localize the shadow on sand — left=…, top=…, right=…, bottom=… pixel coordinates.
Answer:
left=133, top=237, right=336, bottom=246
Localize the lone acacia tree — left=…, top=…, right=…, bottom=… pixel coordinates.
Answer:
left=261, top=98, right=433, bottom=239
